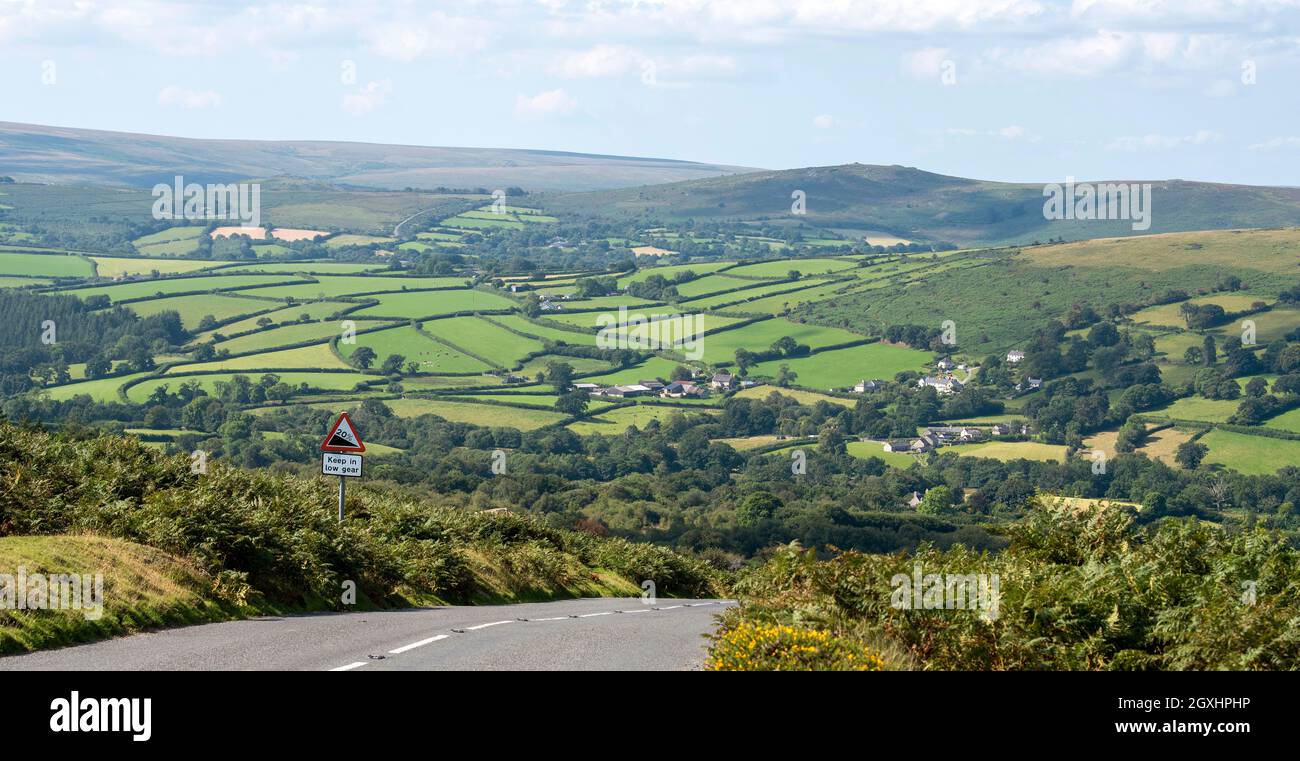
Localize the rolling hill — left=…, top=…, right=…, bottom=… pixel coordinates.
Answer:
left=0, top=122, right=758, bottom=192
left=542, top=163, right=1300, bottom=247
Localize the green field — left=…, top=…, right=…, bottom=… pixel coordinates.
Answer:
left=1200, top=429, right=1300, bottom=476
left=128, top=371, right=382, bottom=404
left=1147, top=396, right=1243, bottom=423
left=568, top=404, right=717, bottom=435
left=91, top=256, right=217, bottom=278
left=171, top=343, right=353, bottom=372
left=62, top=274, right=298, bottom=302
left=349, top=289, right=514, bottom=319
left=131, top=226, right=206, bottom=256
left=126, top=293, right=275, bottom=330
left=617, top=262, right=733, bottom=288
left=691, top=318, right=863, bottom=364
left=733, top=385, right=853, bottom=407
left=381, top=398, right=566, bottom=429
left=943, top=441, right=1070, bottom=463
left=421, top=316, right=545, bottom=367
left=250, top=275, right=466, bottom=300
left=219, top=261, right=388, bottom=274
left=40, top=372, right=151, bottom=402
left=215, top=321, right=364, bottom=354
left=0, top=252, right=95, bottom=277
left=725, top=258, right=856, bottom=278
left=324, top=234, right=396, bottom=248
left=1130, top=293, right=1269, bottom=328
left=1263, top=407, right=1300, bottom=434
left=341, top=325, right=492, bottom=373
left=0, top=276, right=54, bottom=288
left=199, top=301, right=356, bottom=337
left=485, top=315, right=599, bottom=345
left=748, top=342, right=930, bottom=389
left=845, top=440, right=922, bottom=468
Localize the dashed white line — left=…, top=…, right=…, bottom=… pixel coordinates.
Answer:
left=465, top=620, right=515, bottom=631
left=620, top=609, right=651, bottom=614
left=659, top=605, right=683, bottom=610
left=531, top=616, right=570, bottom=621
left=388, top=634, right=449, bottom=654
left=579, top=611, right=614, bottom=618
left=329, top=661, right=369, bottom=672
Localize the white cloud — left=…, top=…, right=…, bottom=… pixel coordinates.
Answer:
left=515, top=88, right=577, bottom=119
left=1248, top=136, right=1300, bottom=151
left=1109, top=130, right=1222, bottom=151
left=943, top=125, right=1038, bottom=141
left=341, top=80, right=392, bottom=115
left=813, top=114, right=836, bottom=129
left=363, top=13, right=491, bottom=61
left=157, top=85, right=222, bottom=109
left=902, top=47, right=952, bottom=79
left=553, top=44, right=638, bottom=78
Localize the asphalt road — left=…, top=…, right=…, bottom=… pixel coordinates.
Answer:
left=0, top=598, right=734, bottom=671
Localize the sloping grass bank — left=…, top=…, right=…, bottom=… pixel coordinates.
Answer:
left=0, top=423, right=721, bottom=653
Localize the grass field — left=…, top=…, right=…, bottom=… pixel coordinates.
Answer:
left=1147, top=396, right=1243, bottom=423
left=1263, top=407, right=1300, bottom=433
left=128, top=371, right=382, bottom=403
left=568, top=404, right=717, bottom=435
left=516, top=354, right=613, bottom=377
left=324, top=234, right=397, bottom=248
left=1210, top=306, right=1300, bottom=344
left=341, top=325, right=492, bottom=373
left=0, top=252, right=95, bottom=277
left=250, top=275, right=465, bottom=300
left=422, top=316, right=545, bottom=367
left=1200, top=429, right=1300, bottom=475
left=199, top=301, right=356, bottom=337
left=692, top=318, right=863, bottom=364
left=171, top=343, right=353, bottom=373
left=943, top=441, right=1070, bottom=463
left=617, top=262, right=733, bottom=288
left=846, top=440, right=923, bottom=468
left=485, top=315, right=600, bottom=345
left=732, top=385, right=854, bottom=407
left=0, top=276, right=54, bottom=288
left=62, top=274, right=298, bottom=302
left=126, top=293, right=275, bottom=330
left=41, top=372, right=151, bottom=402
left=91, top=256, right=217, bottom=278
left=381, top=398, right=566, bottom=429
left=215, top=321, right=362, bottom=354
left=1130, top=293, right=1270, bottom=327
left=350, top=289, right=514, bottom=319
left=1022, top=228, right=1300, bottom=274
left=725, top=258, right=856, bottom=278
left=220, top=261, right=388, bottom=274
left=748, top=342, right=930, bottom=389
left=131, top=226, right=206, bottom=256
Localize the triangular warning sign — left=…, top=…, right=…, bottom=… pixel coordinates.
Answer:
left=321, top=412, right=365, bottom=452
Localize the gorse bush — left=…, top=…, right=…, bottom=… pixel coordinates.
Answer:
left=706, top=622, right=886, bottom=671
left=715, top=501, right=1300, bottom=670
left=0, top=423, right=722, bottom=609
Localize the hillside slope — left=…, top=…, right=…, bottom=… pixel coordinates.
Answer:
left=0, top=121, right=758, bottom=192
left=543, top=163, right=1300, bottom=247
left=0, top=423, right=721, bottom=653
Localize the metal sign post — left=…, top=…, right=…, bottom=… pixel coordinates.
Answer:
left=320, top=413, right=366, bottom=523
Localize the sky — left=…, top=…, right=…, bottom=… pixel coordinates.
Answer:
left=2, top=0, right=1299, bottom=185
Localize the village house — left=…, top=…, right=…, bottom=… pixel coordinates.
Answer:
left=638, top=379, right=665, bottom=392
left=1006, top=350, right=1025, bottom=363
left=917, top=376, right=964, bottom=395
left=710, top=372, right=736, bottom=390
left=925, top=426, right=986, bottom=443
left=854, top=379, right=886, bottom=393
left=573, top=382, right=601, bottom=394
left=936, top=357, right=955, bottom=371
left=908, top=491, right=924, bottom=508
left=663, top=381, right=709, bottom=398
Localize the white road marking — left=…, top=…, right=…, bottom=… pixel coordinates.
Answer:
left=465, top=620, right=514, bottom=631
left=531, top=616, right=570, bottom=621
left=660, top=605, right=683, bottom=610
left=329, top=662, right=369, bottom=672
left=388, top=634, right=449, bottom=654
left=620, top=609, right=651, bottom=614
left=579, top=611, right=613, bottom=618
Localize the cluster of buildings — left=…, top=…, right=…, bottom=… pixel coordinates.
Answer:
left=573, top=372, right=748, bottom=400
left=881, top=422, right=1030, bottom=455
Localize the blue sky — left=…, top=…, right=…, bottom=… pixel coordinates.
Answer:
left=2, top=0, right=1299, bottom=185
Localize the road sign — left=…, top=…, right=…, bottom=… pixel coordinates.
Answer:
left=321, top=412, right=365, bottom=453
left=322, top=452, right=363, bottom=478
